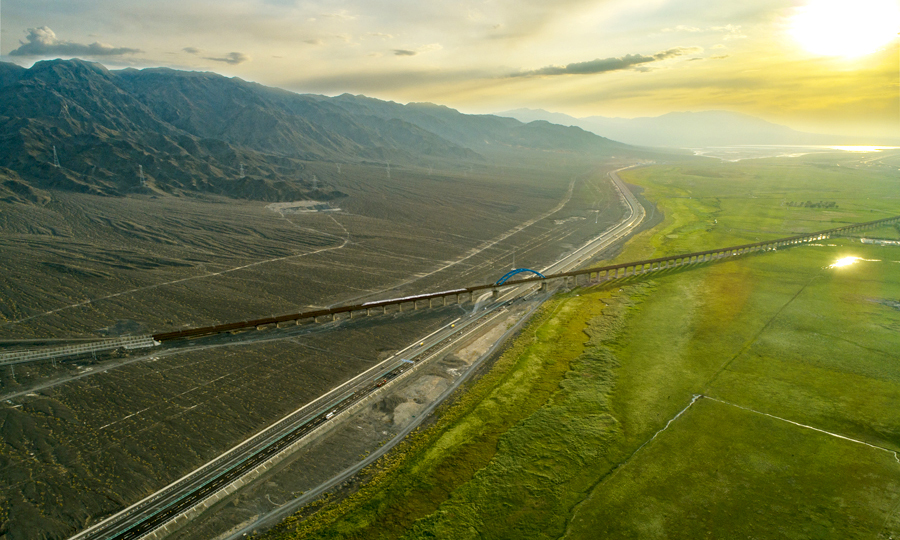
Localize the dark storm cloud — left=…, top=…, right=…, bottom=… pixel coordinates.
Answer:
left=512, top=47, right=702, bottom=77
left=204, top=52, right=251, bottom=64
left=9, top=26, right=141, bottom=57
left=393, top=49, right=417, bottom=56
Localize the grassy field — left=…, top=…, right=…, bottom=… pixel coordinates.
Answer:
left=608, top=153, right=900, bottom=263
left=266, top=151, right=900, bottom=539
left=564, top=241, right=900, bottom=539
left=264, top=287, right=624, bottom=539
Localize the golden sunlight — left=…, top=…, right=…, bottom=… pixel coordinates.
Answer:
left=790, top=0, right=900, bottom=58
left=829, top=256, right=881, bottom=268
left=831, top=256, right=862, bottom=267
left=830, top=146, right=900, bottom=152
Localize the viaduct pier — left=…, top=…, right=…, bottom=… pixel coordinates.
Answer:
left=2, top=214, right=898, bottom=363
left=150, top=214, right=900, bottom=343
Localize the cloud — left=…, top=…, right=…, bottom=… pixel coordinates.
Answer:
left=711, top=25, right=747, bottom=40
left=204, top=52, right=251, bottom=64
left=663, top=25, right=702, bottom=33
left=288, top=67, right=490, bottom=94
left=305, top=38, right=324, bottom=45
left=660, top=24, right=746, bottom=40
left=512, top=47, right=703, bottom=77
left=320, top=10, right=355, bottom=20
left=182, top=47, right=202, bottom=54
left=653, top=47, right=701, bottom=60
left=9, top=26, right=141, bottom=57
left=393, top=43, right=442, bottom=57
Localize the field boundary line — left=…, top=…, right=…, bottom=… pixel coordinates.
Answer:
left=563, top=391, right=900, bottom=538
left=702, top=274, right=819, bottom=393
left=702, top=395, right=900, bottom=463
left=562, top=393, right=702, bottom=539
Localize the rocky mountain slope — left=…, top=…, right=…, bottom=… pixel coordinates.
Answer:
left=0, top=59, right=629, bottom=200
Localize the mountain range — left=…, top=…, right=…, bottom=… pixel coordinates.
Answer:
left=0, top=59, right=631, bottom=202
left=496, top=108, right=887, bottom=148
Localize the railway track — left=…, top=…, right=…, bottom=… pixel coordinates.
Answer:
left=62, top=166, right=900, bottom=540
left=68, top=167, right=646, bottom=540
left=71, top=298, right=527, bottom=540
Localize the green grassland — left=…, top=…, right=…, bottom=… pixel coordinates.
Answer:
left=610, top=153, right=900, bottom=263
left=264, top=153, right=900, bottom=539
left=563, top=242, right=900, bottom=540
left=264, top=288, right=624, bottom=539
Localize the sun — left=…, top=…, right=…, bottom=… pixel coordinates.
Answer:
left=790, top=0, right=900, bottom=58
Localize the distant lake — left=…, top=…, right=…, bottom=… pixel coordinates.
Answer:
left=691, top=145, right=899, bottom=161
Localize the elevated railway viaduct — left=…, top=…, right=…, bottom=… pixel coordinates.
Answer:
left=149, top=214, right=900, bottom=343
left=46, top=213, right=900, bottom=540
left=2, top=214, right=897, bottom=365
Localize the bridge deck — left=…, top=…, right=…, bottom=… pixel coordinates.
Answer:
left=150, top=214, right=900, bottom=342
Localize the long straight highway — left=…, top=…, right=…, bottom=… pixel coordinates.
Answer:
left=67, top=167, right=647, bottom=540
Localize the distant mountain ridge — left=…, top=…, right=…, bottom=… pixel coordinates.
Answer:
left=0, top=59, right=629, bottom=201
left=496, top=108, right=884, bottom=148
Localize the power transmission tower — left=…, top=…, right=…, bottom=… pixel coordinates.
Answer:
left=138, top=165, right=146, bottom=187
left=336, top=163, right=341, bottom=174
left=386, top=160, right=391, bottom=179
left=239, top=163, right=245, bottom=179
left=52, top=146, right=60, bottom=168
left=312, top=175, right=318, bottom=190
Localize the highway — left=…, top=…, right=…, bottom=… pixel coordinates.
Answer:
left=541, top=167, right=645, bottom=275
left=66, top=167, right=647, bottom=540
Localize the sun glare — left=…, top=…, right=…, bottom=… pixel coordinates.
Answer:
left=790, top=0, right=900, bottom=58
left=830, top=256, right=862, bottom=268
left=830, top=146, right=900, bottom=152
left=829, top=256, right=881, bottom=268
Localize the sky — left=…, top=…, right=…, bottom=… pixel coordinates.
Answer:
left=2, top=0, right=899, bottom=139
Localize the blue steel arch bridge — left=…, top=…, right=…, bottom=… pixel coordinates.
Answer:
left=494, top=268, right=546, bottom=286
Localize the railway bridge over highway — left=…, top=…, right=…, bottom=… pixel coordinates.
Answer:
left=43, top=200, right=899, bottom=540
left=146, top=213, right=900, bottom=343
left=2, top=213, right=898, bottom=365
